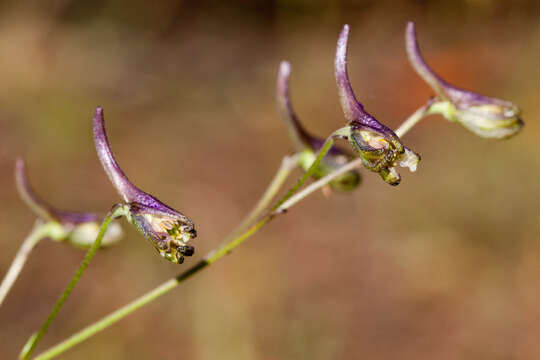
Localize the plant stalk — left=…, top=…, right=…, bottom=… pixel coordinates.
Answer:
left=0, top=223, right=63, bottom=307
left=33, top=112, right=427, bottom=359
left=20, top=206, right=124, bottom=360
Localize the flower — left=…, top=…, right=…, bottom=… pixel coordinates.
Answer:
left=335, top=25, right=420, bottom=186
left=276, top=61, right=361, bottom=192
left=93, top=107, right=196, bottom=264
left=405, top=21, right=523, bottom=139
left=15, top=158, right=123, bottom=248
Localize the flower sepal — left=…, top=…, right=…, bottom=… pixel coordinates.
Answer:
left=124, top=202, right=196, bottom=264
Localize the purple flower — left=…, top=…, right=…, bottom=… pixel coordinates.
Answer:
left=93, top=107, right=196, bottom=264
left=405, top=21, right=523, bottom=139
left=335, top=25, right=420, bottom=186
left=276, top=61, right=361, bottom=192
left=15, top=158, right=123, bottom=248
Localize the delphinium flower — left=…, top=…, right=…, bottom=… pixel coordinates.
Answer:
left=405, top=21, right=523, bottom=139
left=14, top=158, right=123, bottom=248
left=0, top=158, right=123, bottom=306
left=93, top=107, right=196, bottom=264
left=335, top=25, right=420, bottom=186
left=277, top=60, right=361, bottom=192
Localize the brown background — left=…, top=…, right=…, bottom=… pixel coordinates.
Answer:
left=1, top=1, right=539, bottom=359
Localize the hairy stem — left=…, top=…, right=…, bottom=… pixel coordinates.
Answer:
left=20, top=206, right=124, bottom=360
left=32, top=115, right=424, bottom=358
left=0, top=223, right=64, bottom=307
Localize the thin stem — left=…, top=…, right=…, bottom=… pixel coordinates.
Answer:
left=277, top=158, right=362, bottom=213
left=33, top=217, right=272, bottom=360
left=0, top=223, right=63, bottom=307
left=33, top=115, right=422, bottom=358
left=271, top=130, right=343, bottom=211
left=20, top=206, right=124, bottom=360
left=33, top=133, right=340, bottom=360
left=226, top=154, right=299, bottom=240
left=394, top=101, right=432, bottom=138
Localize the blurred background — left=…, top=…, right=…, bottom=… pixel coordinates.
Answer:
left=1, top=0, right=539, bottom=359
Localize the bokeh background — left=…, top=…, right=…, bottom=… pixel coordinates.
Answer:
left=1, top=0, right=539, bottom=359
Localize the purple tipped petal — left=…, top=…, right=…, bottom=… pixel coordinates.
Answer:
left=15, top=157, right=99, bottom=225
left=276, top=61, right=314, bottom=151
left=335, top=25, right=398, bottom=138
left=405, top=21, right=450, bottom=98
left=406, top=22, right=523, bottom=139
left=335, top=25, right=366, bottom=123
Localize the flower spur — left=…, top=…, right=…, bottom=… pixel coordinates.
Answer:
left=93, top=107, right=196, bottom=264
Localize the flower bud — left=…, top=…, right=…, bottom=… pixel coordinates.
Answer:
left=277, top=61, right=361, bottom=192
left=93, top=107, right=196, bottom=264
left=15, top=158, right=123, bottom=248
left=405, top=21, right=523, bottom=139
left=335, top=25, right=420, bottom=186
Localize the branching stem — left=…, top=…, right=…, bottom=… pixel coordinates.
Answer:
left=33, top=110, right=429, bottom=359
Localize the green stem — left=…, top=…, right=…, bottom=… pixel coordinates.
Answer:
left=32, top=132, right=341, bottom=360
left=33, top=217, right=273, bottom=360
left=0, top=223, right=64, bottom=307
left=20, top=206, right=124, bottom=360
left=34, top=107, right=433, bottom=359
left=271, top=128, right=346, bottom=211
left=33, top=112, right=424, bottom=359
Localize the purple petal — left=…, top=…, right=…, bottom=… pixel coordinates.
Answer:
left=93, top=107, right=151, bottom=204
left=276, top=61, right=315, bottom=151
left=405, top=21, right=451, bottom=98
left=93, top=107, right=192, bottom=218
left=276, top=61, right=345, bottom=156
left=335, top=25, right=397, bottom=138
